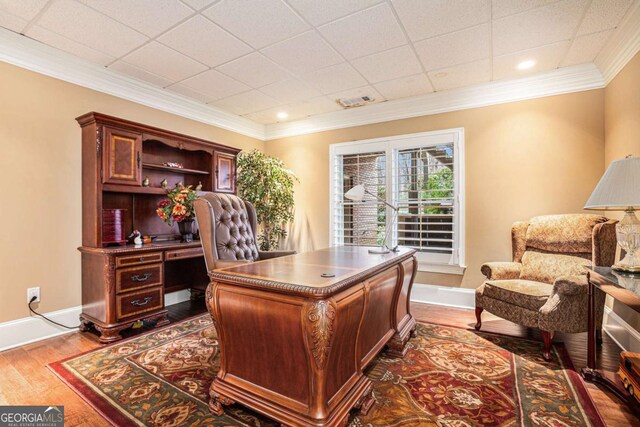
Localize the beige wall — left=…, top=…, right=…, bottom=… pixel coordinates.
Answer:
left=0, top=62, right=263, bottom=323
left=604, top=51, right=640, bottom=329
left=266, top=90, right=606, bottom=289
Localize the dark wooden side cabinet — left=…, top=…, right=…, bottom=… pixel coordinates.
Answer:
left=77, top=112, right=240, bottom=342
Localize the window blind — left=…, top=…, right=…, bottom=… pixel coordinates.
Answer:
left=396, top=144, right=454, bottom=254
left=333, top=151, right=386, bottom=247
left=330, top=130, right=463, bottom=266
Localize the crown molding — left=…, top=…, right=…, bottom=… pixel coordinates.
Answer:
left=595, top=1, right=640, bottom=85
left=0, top=28, right=266, bottom=140
left=264, top=63, right=605, bottom=140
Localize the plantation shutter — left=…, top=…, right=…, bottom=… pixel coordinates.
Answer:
left=333, top=151, right=387, bottom=247
left=395, top=143, right=455, bottom=255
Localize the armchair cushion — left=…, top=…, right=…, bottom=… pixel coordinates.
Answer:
left=519, top=251, right=591, bottom=284
left=482, top=279, right=553, bottom=311
left=258, top=250, right=296, bottom=260
left=481, top=262, right=521, bottom=280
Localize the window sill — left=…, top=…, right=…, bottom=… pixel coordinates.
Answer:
left=417, top=262, right=466, bottom=275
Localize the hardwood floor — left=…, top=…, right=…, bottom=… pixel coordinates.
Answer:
left=0, top=301, right=637, bottom=426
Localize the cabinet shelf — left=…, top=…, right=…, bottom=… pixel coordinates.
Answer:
left=142, top=162, right=210, bottom=175
left=103, top=184, right=167, bottom=195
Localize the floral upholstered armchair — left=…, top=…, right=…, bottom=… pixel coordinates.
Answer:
left=475, top=214, right=617, bottom=360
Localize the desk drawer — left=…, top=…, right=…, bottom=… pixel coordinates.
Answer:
left=117, top=263, right=163, bottom=293
left=165, top=247, right=203, bottom=261
left=116, top=252, right=163, bottom=267
left=117, top=287, right=163, bottom=320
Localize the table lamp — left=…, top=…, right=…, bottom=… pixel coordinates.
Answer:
left=584, top=156, right=640, bottom=273
left=344, top=184, right=399, bottom=254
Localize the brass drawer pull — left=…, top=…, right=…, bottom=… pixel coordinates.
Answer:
left=131, top=297, right=152, bottom=306
left=131, top=273, right=152, bottom=282
left=139, top=257, right=145, bottom=261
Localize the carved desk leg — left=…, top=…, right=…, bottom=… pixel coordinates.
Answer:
left=79, top=318, right=93, bottom=332
left=209, top=390, right=234, bottom=416
left=354, top=383, right=375, bottom=416
left=94, top=324, right=129, bottom=343
left=386, top=318, right=416, bottom=358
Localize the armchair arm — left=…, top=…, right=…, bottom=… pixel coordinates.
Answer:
left=551, top=274, right=588, bottom=296
left=481, top=262, right=521, bottom=280
left=258, top=250, right=297, bottom=260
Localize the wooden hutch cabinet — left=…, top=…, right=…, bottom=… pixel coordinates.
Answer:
left=77, top=112, right=239, bottom=342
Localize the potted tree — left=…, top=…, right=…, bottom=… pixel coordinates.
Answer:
left=236, top=150, right=298, bottom=251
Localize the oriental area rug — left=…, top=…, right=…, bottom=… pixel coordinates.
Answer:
left=49, top=315, right=604, bottom=427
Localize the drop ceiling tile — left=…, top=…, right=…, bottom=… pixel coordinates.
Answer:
left=259, top=78, right=322, bottom=103
left=414, top=24, right=490, bottom=71
left=576, top=0, right=632, bottom=36
left=392, top=0, right=490, bottom=41
left=217, top=53, right=292, bottom=88
left=428, top=59, right=491, bottom=91
left=318, top=3, right=406, bottom=59
left=0, top=10, right=28, bottom=32
left=287, top=96, right=343, bottom=116
left=261, top=31, right=343, bottom=75
left=36, top=0, right=147, bottom=57
left=214, top=90, right=282, bottom=115
left=203, top=0, right=309, bottom=49
left=373, top=73, right=433, bottom=99
left=180, top=0, right=218, bottom=11
left=303, top=62, right=368, bottom=94
left=493, top=0, right=588, bottom=55
left=179, top=69, right=250, bottom=100
left=165, top=83, right=216, bottom=103
left=492, top=0, right=560, bottom=19
left=286, top=0, right=382, bottom=25
left=122, top=41, right=207, bottom=82
left=0, top=0, right=49, bottom=21
left=26, top=25, right=116, bottom=65
left=109, top=60, right=174, bottom=87
left=351, top=45, right=422, bottom=83
left=561, top=29, right=614, bottom=66
left=77, top=0, right=193, bottom=38
left=493, top=41, right=569, bottom=80
left=328, top=85, right=384, bottom=104
left=158, top=15, right=251, bottom=67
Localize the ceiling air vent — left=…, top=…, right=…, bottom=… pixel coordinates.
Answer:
left=337, top=95, right=375, bottom=108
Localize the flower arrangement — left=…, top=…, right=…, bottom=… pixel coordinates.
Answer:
left=156, top=184, right=197, bottom=225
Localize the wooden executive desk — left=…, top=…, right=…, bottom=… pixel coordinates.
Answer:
left=206, top=246, right=417, bottom=427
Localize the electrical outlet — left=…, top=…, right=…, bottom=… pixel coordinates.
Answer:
left=27, top=287, right=40, bottom=304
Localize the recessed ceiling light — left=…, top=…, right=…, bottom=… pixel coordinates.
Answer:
left=516, top=59, right=536, bottom=70
left=276, top=111, right=288, bottom=120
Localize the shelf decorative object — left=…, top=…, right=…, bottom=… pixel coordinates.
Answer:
left=156, top=184, right=198, bottom=242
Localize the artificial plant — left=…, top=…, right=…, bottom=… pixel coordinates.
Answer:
left=236, top=150, right=298, bottom=251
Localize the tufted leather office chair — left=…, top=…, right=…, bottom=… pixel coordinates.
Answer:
left=193, top=192, right=296, bottom=273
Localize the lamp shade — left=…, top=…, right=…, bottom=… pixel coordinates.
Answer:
left=344, top=184, right=365, bottom=202
left=585, top=156, right=640, bottom=210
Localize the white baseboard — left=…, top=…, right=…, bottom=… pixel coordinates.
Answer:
left=0, top=306, right=81, bottom=353
left=410, top=283, right=475, bottom=310
left=0, top=290, right=194, bottom=353
left=603, top=306, right=640, bottom=353
left=165, top=290, right=191, bottom=306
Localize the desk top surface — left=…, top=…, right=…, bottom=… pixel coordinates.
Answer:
left=210, top=246, right=416, bottom=296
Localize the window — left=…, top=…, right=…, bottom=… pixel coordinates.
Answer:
left=330, top=129, right=465, bottom=269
